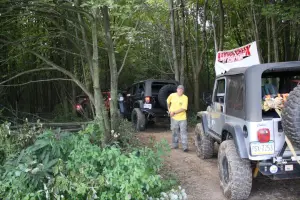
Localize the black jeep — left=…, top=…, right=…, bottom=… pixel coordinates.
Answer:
left=124, top=79, right=179, bottom=131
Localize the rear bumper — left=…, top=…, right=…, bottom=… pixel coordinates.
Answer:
left=141, top=108, right=169, bottom=118
left=259, top=160, right=300, bottom=180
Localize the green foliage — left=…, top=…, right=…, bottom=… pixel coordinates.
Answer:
left=188, top=111, right=198, bottom=127
left=111, top=119, right=140, bottom=149
left=0, top=128, right=177, bottom=199
left=0, top=120, right=43, bottom=165
left=52, top=104, right=84, bottom=122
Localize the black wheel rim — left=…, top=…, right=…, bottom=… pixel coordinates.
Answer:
left=222, top=156, right=229, bottom=184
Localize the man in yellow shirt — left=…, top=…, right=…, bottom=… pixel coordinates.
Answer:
left=167, top=85, right=189, bottom=152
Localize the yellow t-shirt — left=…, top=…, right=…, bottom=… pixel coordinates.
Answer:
left=167, top=93, right=188, bottom=120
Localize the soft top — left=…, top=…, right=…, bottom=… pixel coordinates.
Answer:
left=218, top=61, right=300, bottom=77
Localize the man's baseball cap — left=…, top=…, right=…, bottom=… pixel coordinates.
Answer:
left=177, top=85, right=184, bottom=90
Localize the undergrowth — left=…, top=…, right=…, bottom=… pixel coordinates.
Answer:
left=0, top=120, right=180, bottom=199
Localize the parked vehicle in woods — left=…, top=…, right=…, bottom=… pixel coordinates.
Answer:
left=123, top=79, right=179, bottom=131
left=75, top=91, right=123, bottom=118
left=195, top=61, right=300, bottom=200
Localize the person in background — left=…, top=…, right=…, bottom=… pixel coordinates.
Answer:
left=118, top=92, right=124, bottom=115
left=167, top=85, right=189, bottom=152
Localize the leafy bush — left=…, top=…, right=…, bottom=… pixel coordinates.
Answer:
left=0, top=120, right=43, bottom=165
left=0, top=129, right=177, bottom=199
left=110, top=119, right=140, bottom=149
left=188, top=111, right=198, bottom=127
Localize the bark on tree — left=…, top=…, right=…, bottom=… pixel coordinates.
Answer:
left=91, top=8, right=110, bottom=144
left=168, top=0, right=179, bottom=81
left=179, top=0, right=185, bottom=85
left=211, top=11, right=218, bottom=54
left=193, top=0, right=208, bottom=111
left=102, top=5, right=118, bottom=131
left=266, top=17, right=271, bottom=63
left=271, top=17, right=279, bottom=62
left=283, top=21, right=291, bottom=61
left=251, top=1, right=263, bottom=63
left=218, top=0, right=225, bottom=51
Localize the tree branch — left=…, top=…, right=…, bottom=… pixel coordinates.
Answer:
left=117, top=22, right=139, bottom=76
left=0, top=68, right=55, bottom=85
left=1, top=78, right=72, bottom=87
left=118, top=42, right=132, bottom=76
left=25, top=49, right=95, bottom=105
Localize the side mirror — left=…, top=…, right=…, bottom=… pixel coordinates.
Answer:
left=202, top=92, right=212, bottom=106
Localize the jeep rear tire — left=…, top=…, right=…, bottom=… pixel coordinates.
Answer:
left=194, top=123, right=214, bottom=159
left=282, top=85, right=300, bottom=149
left=218, top=140, right=252, bottom=200
left=131, top=108, right=146, bottom=131
left=158, top=84, right=177, bottom=109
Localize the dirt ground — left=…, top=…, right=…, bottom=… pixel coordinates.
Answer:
left=139, top=123, right=300, bottom=200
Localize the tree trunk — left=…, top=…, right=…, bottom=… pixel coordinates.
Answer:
left=102, top=6, right=118, bottom=132
left=251, top=1, right=263, bottom=63
left=179, top=0, right=185, bottom=85
left=271, top=17, right=279, bottom=62
left=283, top=21, right=291, bottom=61
left=211, top=11, right=218, bottom=54
left=168, top=0, right=179, bottom=81
left=91, top=8, right=110, bottom=144
left=266, top=17, right=271, bottom=63
left=218, top=0, right=225, bottom=51
left=193, top=0, right=208, bottom=111
left=293, top=29, right=299, bottom=60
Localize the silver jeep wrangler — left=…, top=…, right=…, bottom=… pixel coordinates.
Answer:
left=195, top=61, right=300, bottom=200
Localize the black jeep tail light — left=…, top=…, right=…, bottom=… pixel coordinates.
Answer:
left=145, top=96, right=151, bottom=103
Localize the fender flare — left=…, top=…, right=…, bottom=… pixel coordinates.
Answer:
left=222, top=123, right=248, bottom=159
left=197, top=111, right=209, bottom=136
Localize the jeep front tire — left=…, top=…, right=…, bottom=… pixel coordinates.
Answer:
left=218, top=140, right=252, bottom=200
left=194, top=123, right=214, bottom=159
left=131, top=108, right=146, bottom=131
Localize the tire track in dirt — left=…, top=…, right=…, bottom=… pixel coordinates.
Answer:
left=140, top=124, right=300, bottom=200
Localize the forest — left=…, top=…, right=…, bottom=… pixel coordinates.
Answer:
left=1, top=0, right=300, bottom=199
left=1, top=0, right=300, bottom=131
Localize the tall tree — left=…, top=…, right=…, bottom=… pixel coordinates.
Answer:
left=169, top=0, right=180, bottom=82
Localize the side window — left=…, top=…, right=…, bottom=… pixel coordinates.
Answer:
left=132, top=84, right=138, bottom=95
left=214, top=79, right=226, bottom=103
left=136, top=83, right=145, bottom=96
left=226, top=75, right=245, bottom=118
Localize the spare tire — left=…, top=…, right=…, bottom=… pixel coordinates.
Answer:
left=282, top=85, right=300, bottom=149
left=158, top=84, right=177, bottom=109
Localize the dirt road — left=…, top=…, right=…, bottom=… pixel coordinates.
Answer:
left=140, top=124, right=300, bottom=200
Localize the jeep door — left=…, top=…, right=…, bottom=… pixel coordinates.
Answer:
left=210, top=78, right=226, bottom=136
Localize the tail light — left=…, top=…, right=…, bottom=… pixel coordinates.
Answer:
left=145, top=96, right=151, bottom=103
left=257, top=128, right=270, bottom=143
left=76, top=104, right=82, bottom=110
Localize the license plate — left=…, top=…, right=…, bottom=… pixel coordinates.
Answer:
left=250, top=141, right=274, bottom=156
left=143, top=104, right=152, bottom=109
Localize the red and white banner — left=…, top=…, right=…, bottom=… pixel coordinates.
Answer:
left=214, top=41, right=260, bottom=76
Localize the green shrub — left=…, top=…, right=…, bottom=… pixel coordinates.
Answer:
left=0, top=129, right=177, bottom=200
left=0, top=120, right=43, bottom=165
left=188, top=111, right=198, bottom=127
